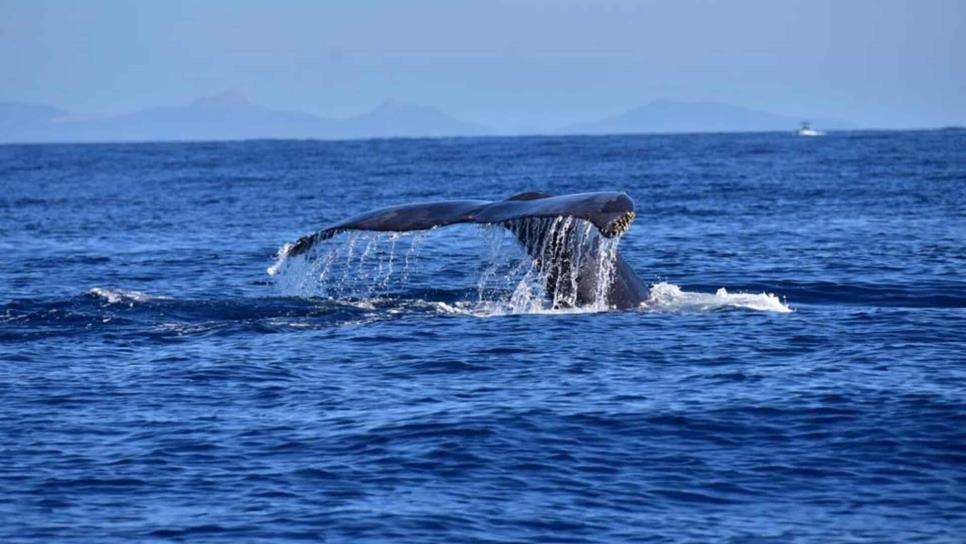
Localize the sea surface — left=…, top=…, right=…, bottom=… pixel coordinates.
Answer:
left=1, top=131, right=964, bottom=543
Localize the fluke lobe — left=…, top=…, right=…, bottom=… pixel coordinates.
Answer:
left=284, top=192, right=649, bottom=309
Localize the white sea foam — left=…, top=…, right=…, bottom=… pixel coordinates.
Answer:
left=641, top=282, right=792, bottom=313
left=435, top=283, right=792, bottom=317
left=453, top=300, right=611, bottom=317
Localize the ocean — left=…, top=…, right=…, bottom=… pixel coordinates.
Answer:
left=1, top=131, right=964, bottom=542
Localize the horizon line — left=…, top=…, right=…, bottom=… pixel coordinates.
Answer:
left=2, top=126, right=962, bottom=148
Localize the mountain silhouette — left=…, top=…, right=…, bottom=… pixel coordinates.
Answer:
left=340, top=99, right=488, bottom=138
left=0, top=95, right=855, bottom=143
left=0, top=93, right=487, bottom=143
left=565, top=99, right=853, bottom=134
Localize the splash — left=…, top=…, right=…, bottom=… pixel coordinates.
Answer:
left=269, top=217, right=622, bottom=314
left=476, top=217, right=620, bottom=313
left=269, top=222, right=792, bottom=316
left=269, top=230, right=431, bottom=299
left=642, top=282, right=792, bottom=313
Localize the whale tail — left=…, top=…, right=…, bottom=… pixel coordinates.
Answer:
left=284, top=192, right=648, bottom=308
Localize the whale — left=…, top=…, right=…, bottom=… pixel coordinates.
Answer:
left=283, top=191, right=649, bottom=309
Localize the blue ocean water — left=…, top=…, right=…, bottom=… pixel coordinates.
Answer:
left=1, top=131, right=965, bottom=542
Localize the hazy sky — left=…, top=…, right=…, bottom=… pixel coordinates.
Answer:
left=2, top=0, right=963, bottom=131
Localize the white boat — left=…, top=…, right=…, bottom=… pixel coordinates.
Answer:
left=797, top=121, right=825, bottom=137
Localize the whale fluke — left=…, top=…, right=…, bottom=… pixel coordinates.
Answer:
left=284, top=192, right=648, bottom=309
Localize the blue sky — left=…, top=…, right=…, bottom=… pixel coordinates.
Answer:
left=1, top=0, right=963, bottom=131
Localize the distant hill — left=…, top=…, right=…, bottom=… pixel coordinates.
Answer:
left=0, top=102, right=72, bottom=142
left=0, top=93, right=489, bottom=143
left=1, top=95, right=858, bottom=143
left=340, top=99, right=489, bottom=138
left=564, top=99, right=853, bottom=135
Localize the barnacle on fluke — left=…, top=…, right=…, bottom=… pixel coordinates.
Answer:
left=601, top=211, right=635, bottom=238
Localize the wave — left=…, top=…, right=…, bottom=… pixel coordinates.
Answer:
left=2, top=289, right=388, bottom=341
left=87, top=287, right=173, bottom=304
left=3, top=281, right=792, bottom=342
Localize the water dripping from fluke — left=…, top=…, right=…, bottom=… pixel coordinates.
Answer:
left=269, top=218, right=626, bottom=315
